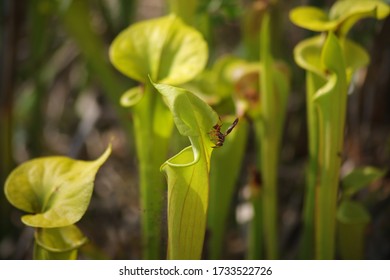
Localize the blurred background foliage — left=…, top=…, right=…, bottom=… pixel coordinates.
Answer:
left=1, top=0, right=390, bottom=259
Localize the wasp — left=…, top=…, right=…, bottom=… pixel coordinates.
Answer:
left=209, top=117, right=239, bottom=148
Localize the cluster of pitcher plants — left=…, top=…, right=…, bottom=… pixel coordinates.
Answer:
left=3, top=0, right=390, bottom=259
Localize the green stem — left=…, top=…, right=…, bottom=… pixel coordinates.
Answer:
left=299, top=72, right=324, bottom=259
left=132, top=83, right=173, bottom=259
left=258, top=12, right=280, bottom=259
left=259, top=126, right=278, bottom=259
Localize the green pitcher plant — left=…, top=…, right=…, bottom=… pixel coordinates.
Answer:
left=109, top=14, right=208, bottom=259
left=4, top=145, right=111, bottom=259
left=152, top=80, right=224, bottom=259
left=290, top=0, right=389, bottom=259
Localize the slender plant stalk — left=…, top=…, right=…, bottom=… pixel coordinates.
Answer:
left=256, top=8, right=289, bottom=259
left=257, top=120, right=278, bottom=260
left=132, top=82, right=173, bottom=259
left=299, top=72, right=324, bottom=259
left=258, top=12, right=279, bottom=259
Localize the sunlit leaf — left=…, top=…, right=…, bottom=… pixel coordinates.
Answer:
left=290, top=7, right=337, bottom=32
left=330, top=0, right=390, bottom=35
left=110, top=14, right=208, bottom=85
left=330, top=0, right=390, bottom=20
left=4, top=145, right=111, bottom=228
left=290, top=0, right=389, bottom=35
left=153, top=82, right=218, bottom=139
left=152, top=81, right=219, bottom=259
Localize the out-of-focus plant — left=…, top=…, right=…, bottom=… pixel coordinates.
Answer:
left=4, top=145, right=111, bottom=259
left=207, top=116, right=249, bottom=259
left=197, top=5, right=290, bottom=260
left=224, top=7, right=291, bottom=259
left=255, top=11, right=290, bottom=259
left=337, top=167, right=386, bottom=259
left=290, top=0, right=389, bottom=259
left=168, top=0, right=198, bottom=25
left=109, top=14, right=208, bottom=259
